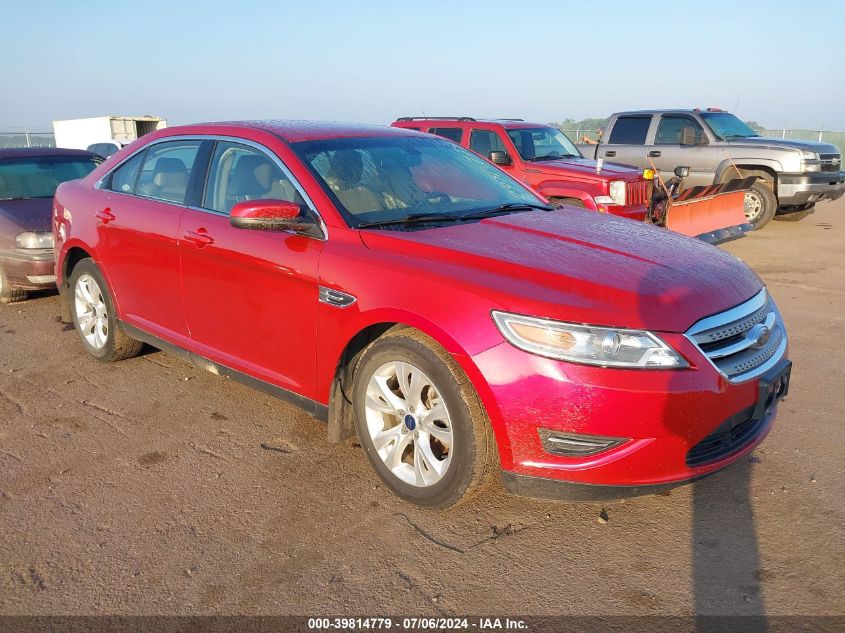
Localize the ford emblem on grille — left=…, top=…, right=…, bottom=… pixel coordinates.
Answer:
left=749, top=323, right=771, bottom=349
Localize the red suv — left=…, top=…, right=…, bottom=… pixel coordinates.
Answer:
left=391, top=117, right=651, bottom=221
left=53, top=121, right=790, bottom=508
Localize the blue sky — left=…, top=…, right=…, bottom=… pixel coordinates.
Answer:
left=3, top=0, right=843, bottom=131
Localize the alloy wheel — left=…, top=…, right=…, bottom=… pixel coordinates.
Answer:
left=74, top=273, right=109, bottom=350
left=363, top=361, right=454, bottom=487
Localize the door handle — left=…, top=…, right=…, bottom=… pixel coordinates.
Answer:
left=183, top=229, right=215, bottom=248
left=604, top=151, right=616, bottom=157
left=649, top=150, right=662, bottom=157
left=96, top=208, right=116, bottom=224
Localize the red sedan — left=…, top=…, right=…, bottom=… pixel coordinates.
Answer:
left=53, top=121, right=790, bottom=507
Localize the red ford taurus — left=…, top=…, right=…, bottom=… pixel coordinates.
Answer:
left=53, top=121, right=790, bottom=507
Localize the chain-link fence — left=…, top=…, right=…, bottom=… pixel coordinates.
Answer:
left=559, top=127, right=845, bottom=154
left=0, top=131, right=56, bottom=148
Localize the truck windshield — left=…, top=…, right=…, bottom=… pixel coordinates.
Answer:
left=292, top=135, right=547, bottom=229
left=506, top=127, right=582, bottom=161
left=0, top=156, right=99, bottom=200
left=700, top=113, right=760, bottom=140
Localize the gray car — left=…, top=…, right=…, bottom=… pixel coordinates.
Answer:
left=578, top=109, right=844, bottom=229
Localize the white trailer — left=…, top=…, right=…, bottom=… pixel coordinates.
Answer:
left=52, top=116, right=167, bottom=150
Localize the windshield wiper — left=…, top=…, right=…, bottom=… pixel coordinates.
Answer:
left=525, top=154, right=576, bottom=162
left=460, top=202, right=554, bottom=220
left=356, top=213, right=466, bottom=229
left=0, top=196, right=33, bottom=201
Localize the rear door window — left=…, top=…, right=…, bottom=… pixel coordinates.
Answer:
left=607, top=116, right=652, bottom=145
left=428, top=127, right=463, bottom=143
left=108, top=151, right=145, bottom=194
left=134, top=141, right=202, bottom=204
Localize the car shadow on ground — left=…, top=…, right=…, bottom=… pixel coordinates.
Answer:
left=692, top=459, right=766, bottom=632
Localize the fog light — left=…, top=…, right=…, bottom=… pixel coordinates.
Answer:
left=539, top=429, right=627, bottom=457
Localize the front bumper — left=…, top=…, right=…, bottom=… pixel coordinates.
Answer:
left=777, top=170, right=845, bottom=205
left=470, top=336, right=787, bottom=499
left=603, top=202, right=649, bottom=222
left=0, top=248, right=56, bottom=290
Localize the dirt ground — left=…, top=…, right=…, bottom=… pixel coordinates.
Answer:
left=1, top=199, right=843, bottom=620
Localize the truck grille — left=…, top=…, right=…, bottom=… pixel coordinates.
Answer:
left=626, top=180, right=651, bottom=207
left=686, top=289, right=786, bottom=382
left=820, top=153, right=841, bottom=173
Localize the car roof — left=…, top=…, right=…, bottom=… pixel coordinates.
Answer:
left=394, top=118, right=550, bottom=130
left=0, top=147, right=100, bottom=160
left=613, top=109, right=714, bottom=116
left=180, top=120, right=420, bottom=143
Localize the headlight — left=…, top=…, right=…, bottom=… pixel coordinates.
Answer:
left=492, top=311, right=688, bottom=369
left=800, top=150, right=820, bottom=172
left=608, top=180, right=626, bottom=206
left=15, top=231, right=54, bottom=250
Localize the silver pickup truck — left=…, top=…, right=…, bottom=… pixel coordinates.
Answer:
left=577, top=109, right=845, bottom=229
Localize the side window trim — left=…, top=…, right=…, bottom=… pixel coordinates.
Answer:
left=95, top=134, right=328, bottom=239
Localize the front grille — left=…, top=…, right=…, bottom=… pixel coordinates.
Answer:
left=625, top=180, right=651, bottom=207
left=820, top=153, right=841, bottom=173
left=686, top=405, right=768, bottom=467
left=686, top=289, right=786, bottom=382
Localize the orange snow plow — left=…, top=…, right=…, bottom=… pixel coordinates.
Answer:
left=648, top=166, right=752, bottom=244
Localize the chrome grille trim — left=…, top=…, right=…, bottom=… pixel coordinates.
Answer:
left=686, top=289, right=787, bottom=383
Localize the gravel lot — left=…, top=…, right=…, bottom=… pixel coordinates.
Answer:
left=1, top=199, right=842, bottom=619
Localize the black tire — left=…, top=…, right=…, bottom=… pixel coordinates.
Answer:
left=68, top=258, right=143, bottom=362
left=351, top=327, right=497, bottom=508
left=743, top=180, right=777, bottom=230
left=0, top=267, right=29, bottom=304
left=774, top=208, right=813, bottom=222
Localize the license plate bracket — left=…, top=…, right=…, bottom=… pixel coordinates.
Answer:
left=751, top=359, right=792, bottom=421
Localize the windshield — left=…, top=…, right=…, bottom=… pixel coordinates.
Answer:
left=506, top=127, right=581, bottom=161
left=700, top=113, right=759, bottom=140
left=292, top=136, right=545, bottom=229
left=0, top=156, right=99, bottom=200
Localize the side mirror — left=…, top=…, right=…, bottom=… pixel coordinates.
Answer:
left=674, top=166, right=690, bottom=178
left=489, top=151, right=512, bottom=166
left=230, top=199, right=315, bottom=234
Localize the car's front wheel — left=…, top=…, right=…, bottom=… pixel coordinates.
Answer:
left=352, top=328, right=497, bottom=508
left=69, top=259, right=143, bottom=362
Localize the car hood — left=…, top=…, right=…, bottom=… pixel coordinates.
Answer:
left=529, top=156, right=643, bottom=181
left=0, top=198, right=53, bottom=232
left=727, top=136, right=840, bottom=155
left=359, top=209, right=762, bottom=333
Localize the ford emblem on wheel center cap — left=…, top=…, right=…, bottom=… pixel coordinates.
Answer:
left=403, top=414, right=417, bottom=431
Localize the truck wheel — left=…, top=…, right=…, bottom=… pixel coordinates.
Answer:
left=743, top=180, right=777, bottom=230
left=774, top=206, right=814, bottom=222
left=0, top=267, right=28, bottom=304
left=351, top=328, right=497, bottom=508
left=69, top=259, right=144, bottom=362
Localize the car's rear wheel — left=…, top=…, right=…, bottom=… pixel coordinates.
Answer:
left=352, top=328, right=497, bottom=508
left=0, top=267, right=29, bottom=304
left=69, top=259, right=143, bottom=362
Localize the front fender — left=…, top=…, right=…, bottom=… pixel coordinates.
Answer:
left=714, top=157, right=784, bottom=183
